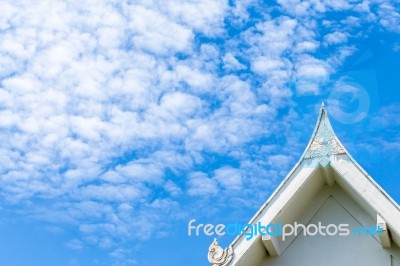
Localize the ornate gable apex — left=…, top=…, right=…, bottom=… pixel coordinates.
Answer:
left=302, top=103, right=346, bottom=166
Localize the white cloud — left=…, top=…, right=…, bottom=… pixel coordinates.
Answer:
left=0, top=3, right=228, bottom=261
left=163, top=0, right=228, bottom=36
left=213, top=166, right=243, bottom=191
left=76, top=184, right=144, bottom=202
left=163, top=180, right=182, bottom=197
left=128, top=5, right=194, bottom=55
left=294, top=55, right=331, bottom=95
left=223, top=53, right=246, bottom=70
left=267, top=154, right=293, bottom=170
left=378, top=2, right=400, bottom=33
left=295, top=41, right=320, bottom=52
left=296, top=56, right=330, bottom=79
left=370, top=103, right=400, bottom=128
left=324, top=31, right=348, bottom=45
left=187, top=172, right=218, bottom=196
left=252, top=57, right=286, bottom=74
left=250, top=17, right=298, bottom=55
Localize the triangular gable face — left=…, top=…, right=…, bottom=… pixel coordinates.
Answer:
left=208, top=104, right=400, bottom=266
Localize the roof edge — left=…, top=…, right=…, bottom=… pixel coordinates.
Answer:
left=226, top=103, right=400, bottom=252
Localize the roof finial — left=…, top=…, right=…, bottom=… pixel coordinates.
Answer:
left=304, top=104, right=346, bottom=166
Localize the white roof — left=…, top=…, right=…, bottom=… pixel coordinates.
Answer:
left=208, top=103, right=400, bottom=266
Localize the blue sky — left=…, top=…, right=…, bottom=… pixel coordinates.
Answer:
left=0, top=0, right=399, bottom=265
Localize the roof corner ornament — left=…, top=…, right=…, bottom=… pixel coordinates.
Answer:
left=304, top=104, right=345, bottom=166
left=208, top=238, right=233, bottom=266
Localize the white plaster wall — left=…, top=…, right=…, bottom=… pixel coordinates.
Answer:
left=393, top=256, right=400, bottom=266
left=258, top=195, right=400, bottom=266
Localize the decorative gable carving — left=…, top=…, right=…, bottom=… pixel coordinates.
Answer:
left=304, top=105, right=345, bottom=166
left=208, top=238, right=233, bottom=266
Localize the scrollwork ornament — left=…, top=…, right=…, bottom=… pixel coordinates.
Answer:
left=208, top=238, right=233, bottom=266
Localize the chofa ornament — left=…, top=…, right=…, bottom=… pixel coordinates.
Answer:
left=304, top=106, right=345, bottom=166
left=208, top=238, right=233, bottom=266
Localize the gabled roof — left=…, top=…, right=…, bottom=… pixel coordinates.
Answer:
left=208, top=103, right=400, bottom=266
